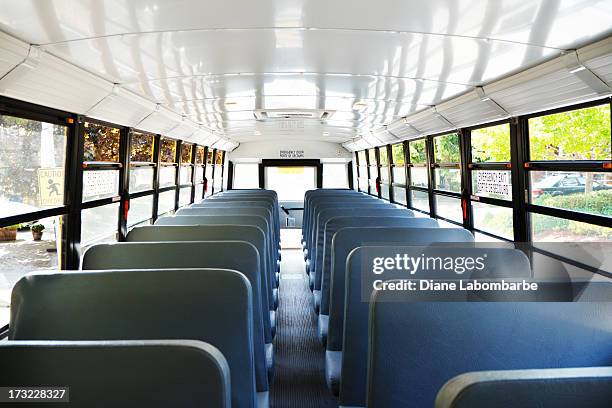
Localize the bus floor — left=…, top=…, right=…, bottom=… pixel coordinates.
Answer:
left=270, top=231, right=338, bottom=407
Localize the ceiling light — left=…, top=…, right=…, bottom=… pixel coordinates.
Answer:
left=322, top=131, right=330, bottom=136
left=224, top=101, right=238, bottom=106
left=569, top=66, right=587, bottom=74
left=254, top=130, right=262, bottom=136
left=353, top=101, right=368, bottom=110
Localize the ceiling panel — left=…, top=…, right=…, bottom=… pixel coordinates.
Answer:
left=0, top=0, right=610, bottom=147
left=1, top=0, right=610, bottom=49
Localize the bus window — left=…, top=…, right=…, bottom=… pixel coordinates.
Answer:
left=194, top=146, right=206, bottom=200
left=356, top=151, right=368, bottom=192
left=367, top=149, right=379, bottom=195
left=378, top=147, right=390, bottom=200
left=81, top=121, right=122, bottom=250
left=233, top=162, right=260, bottom=189
left=127, top=195, right=153, bottom=229
left=265, top=166, right=316, bottom=200
left=157, top=190, right=176, bottom=217
left=528, top=103, right=612, bottom=242
left=213, top=151, right=225, bottom=193
left=468, top=123, right=514, bottom=241
left=159, top=138, right=178, bottom=188
left=408, top=139, right=429, bottom=213
left=391, top=143, right=407, bottom=205
left=179, top=143, right=193, bottom=185
left=83, top=122, right=120, bottom=163
left=0, top=114, right=67, bottom=216
left=129, top=131, right=155, bottom=194
left=205, top=149, right=214, bottom=197
left=81, top=204, right=119, bottom=249
left=322, top=162, right=348, bottom=188
left=528, top=104, right=611, bottom=161
left=433, top=133, right=461, bottom=193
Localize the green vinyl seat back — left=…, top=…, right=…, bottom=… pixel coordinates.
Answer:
left=10, top=268, right=256, bottom=408
left=126, top=225, right=274, bottom=342
left=155, top=215, right=277, bottom=293
left=336, top=245, right=530, bottom=407
left=435, top=367, right=612, bottom=408
left=0, top=340, right=231, bottom=408
left=80, top=242, right=269, bottom=400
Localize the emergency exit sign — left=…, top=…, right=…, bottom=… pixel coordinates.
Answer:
left=279, top=150, right=305, bottom=158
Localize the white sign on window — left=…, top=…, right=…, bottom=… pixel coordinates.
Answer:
left=83, top=170, right=118, bottom=199
left=476, top=171, right=511, bottom=197
left=279, top=150, right=305, bottom=158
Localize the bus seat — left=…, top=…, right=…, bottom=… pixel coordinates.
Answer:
left=304, top=195, right=375, bottom=251
left=309, top=202, right=396, bottom=287
left=309, top=204, right=400, bottom=285
left=0, top=340, right=231, bottom=408
left=156, top=214, right=278, bottom=294
left=367, top=283, right=612, bottom=408
left=337, top=246, right=531, bottom=407
left=306, top=198, right=380, bottom=257
left=319, top=216, right=438, bottom=319
left=174, top=208, right=278, bottom=271
left=306, top=198, right=385, bottom=272
left=326, top=227, right=474, bottom=355
left=311, top=208, right=415, bottom=307
left=126, top=225, right=276, bottom=339
left=191, top=200, right=280, bottom=248
left=435, top=367, right=612, bottom=408
left=10, top=269, right=260, bottom=408
left=80, top=242, right=271, bottom=399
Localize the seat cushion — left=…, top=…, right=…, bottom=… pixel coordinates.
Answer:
left=265, top=343, right=274, bottom=381
left=309, top=271, right=316, bottom=291
left=270, top=311, right=276, bottom=338
left=325, top=350, right=342, bottom=396
left=313, top=290, right=322, bottom=314
left=318, top=314, right=329, bottom=346
left=257, top=391, right=269, bottom=408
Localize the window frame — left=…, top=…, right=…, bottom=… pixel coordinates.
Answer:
left=464, top=120, right=515, bottom=242
left=523, top=100, right=612, bottom=233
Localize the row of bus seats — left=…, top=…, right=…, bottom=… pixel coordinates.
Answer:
left=301, top=189, right=612, bottom=408
left=4, top=189, right=281, bottom=408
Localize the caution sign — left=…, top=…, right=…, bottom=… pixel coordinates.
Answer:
left=38, top=168, right=64, bottom=206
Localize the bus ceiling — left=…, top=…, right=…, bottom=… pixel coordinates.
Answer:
left=0, top=0, right=610, bottom=154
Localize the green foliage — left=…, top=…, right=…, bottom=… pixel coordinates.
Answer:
left=31, top=223, right=45, bottom=232
left=471, top=124, right=511, bottom=162
left=409, top=139, right=427, bottom=164
left=83, top=122, right=120, bottom=162
left=434, top=133, right=460, bottom=163
left=195, top=146, right=205, bottom=164
left=0, top=114, right=66, bottom=207
left=378, top=147, right=389, bottom=166
left=1, top=224, right=22, bottom=231
left=160, top=138, right=177, bottom=163
left=130, top=132, right=155, bottom=162
left=367, top=149, right=377, bottom=165
left=532, top=190, right=612, bottom=238
left=391, top=143, right=405, bottom=166
left=181, top=143, right=193, bottom=164
left=534, top=190, right=612, bottom=217
left=479, top=210, right=513, bottom=238
left=529, top=104, right=611, bottom=161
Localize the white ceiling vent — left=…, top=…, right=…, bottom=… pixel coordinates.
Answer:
left=253, top=109, right=335, bottom=121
